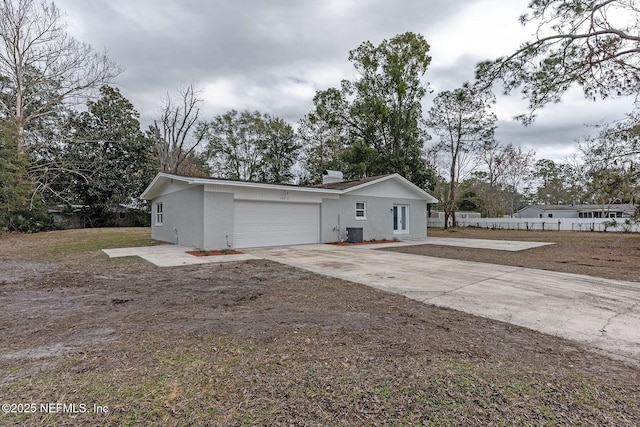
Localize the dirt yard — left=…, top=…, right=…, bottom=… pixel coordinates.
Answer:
left=395, top=227, right=640, bottom=282
left=0, top=228, right=639, bottom=426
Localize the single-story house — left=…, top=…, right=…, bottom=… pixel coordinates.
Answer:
left=428, top=210, right=482, bottom=219
left=515, top=204, right=636, bottom=219
left=48, top=204, right=149, bottom=228
left=140, top=171, right=438, bottom=249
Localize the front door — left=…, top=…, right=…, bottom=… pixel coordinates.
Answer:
left=393, top=205, right=409, bottom=234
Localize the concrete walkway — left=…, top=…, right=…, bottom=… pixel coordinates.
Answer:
left=316, top=237, right=554, bottom=251
left=103, top=245, right=259, bottom=266
left=246, top=244, right=640, bottom=365
left=101, top=236, right=545, bottom=267
left=416, top=236, right=554, bottom=251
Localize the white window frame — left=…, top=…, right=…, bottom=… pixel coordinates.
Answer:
left=355, top=202, right=367, bottom=220
left=155, top=202, right=163, bottom=226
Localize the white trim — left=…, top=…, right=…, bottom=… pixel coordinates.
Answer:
left=141, top=172, right=338, bottom=200
left=355, top=201, right=367, bottom=220
left=141, top=172, right=438, bottom=203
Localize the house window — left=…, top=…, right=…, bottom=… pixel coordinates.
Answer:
left=548, top=213, right=553, bottom=218
left=155, top=203, right=163, bottom=226
left=355, top=202, right=366, bottom=220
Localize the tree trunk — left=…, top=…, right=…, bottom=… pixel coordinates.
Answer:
left=447, top=150, right=457, bottom=230
left=15, top=121, right=26, bottom=154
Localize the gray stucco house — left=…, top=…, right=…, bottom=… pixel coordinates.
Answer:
left=140, top=171, right=437, bottom=249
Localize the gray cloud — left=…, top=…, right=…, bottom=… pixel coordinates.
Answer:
left=55, top=0, right=637, bottom=161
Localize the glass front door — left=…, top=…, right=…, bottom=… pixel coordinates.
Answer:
left=393, top=205, right=408, bottom=234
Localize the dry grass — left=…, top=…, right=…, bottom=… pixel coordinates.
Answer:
left=404, top=227, right=640, bottom=282
left=0, top=228, right=639, bottom=426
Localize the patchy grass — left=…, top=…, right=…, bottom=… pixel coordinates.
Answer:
left=0, top=228, right=639, bottom=425
left=0, top=227, right=157, bottom=266
left=4, top=331, right=638, bottom=426
left=398, top=227, right=640, bottom=282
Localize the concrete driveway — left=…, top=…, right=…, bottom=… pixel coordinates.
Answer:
left=246, top=243, right=640, bottom=365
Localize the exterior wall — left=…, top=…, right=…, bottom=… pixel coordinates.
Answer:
left=429, top=211, right=481, bottom=219
left=430, top=216, right=640, bottom=233
left=152, top=186, right=204, bottom=248
left=204, top=183, right=332, bottom=204
left=516, top=206, right=543, bottom=218
left=320, top=198, right=342, bottom=242
left=518, top=208, right=578, bottom=218
left=321, top=195, right=426, bottom=242
left=203, top=191, right=234, bottom=250
left=348, top=179, right=423, bottom=199
left=406, top=199, right=427, bottom=238
left=518, top=205, right=636, bottom=219
left=544, top=209, right=578, bottom=218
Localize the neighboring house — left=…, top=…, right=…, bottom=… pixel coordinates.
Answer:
left=140, top=171, right=438, bottom=249
left=428, top=210, right=481, bottom=219
left=515, top=204, right=636, bottom=219
left=48, top=204, right=150, bottom=228
left=48, top=205, right=84, bottom=229
left=114, top=205, right=151, bottom=227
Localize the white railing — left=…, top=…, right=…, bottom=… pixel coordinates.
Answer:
left=427, top=217, right=640, bottom=233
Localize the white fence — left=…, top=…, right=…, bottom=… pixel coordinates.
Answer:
left=427, top=217, right=640, bottom=233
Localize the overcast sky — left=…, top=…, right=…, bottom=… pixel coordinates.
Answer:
left=55, top=0, right=635, bottom=162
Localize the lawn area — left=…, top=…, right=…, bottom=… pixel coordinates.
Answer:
left=407, top=227, right=640, bottom=282
left=0, top=227, right=158, bottom=266
left=0, top=228, right=638, bottom=425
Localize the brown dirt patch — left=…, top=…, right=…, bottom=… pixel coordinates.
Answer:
left=0, top=229, right=639, bottom=425
left=326, top=239, right=399, bottom=246
left=186, top=249, right=243, bottom=256
left=391, top=227, right=640, bottom=282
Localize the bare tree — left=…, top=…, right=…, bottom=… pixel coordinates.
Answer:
left=426, top=85, right=496, bottom=228
left=499, top=143, right=536, bottom=215
left=481, top=143, right=535, bottom=212
left=205, top=110, right=263, bottom=181
left=150, top=84, right=207, bottom=175
left=0, top=0, right=121, bottom=152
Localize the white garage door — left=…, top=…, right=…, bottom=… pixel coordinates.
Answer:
left=233, top=201, right=320, bottom=248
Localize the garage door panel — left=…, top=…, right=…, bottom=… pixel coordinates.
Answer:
left=233, top=201, right=320, bottom=248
